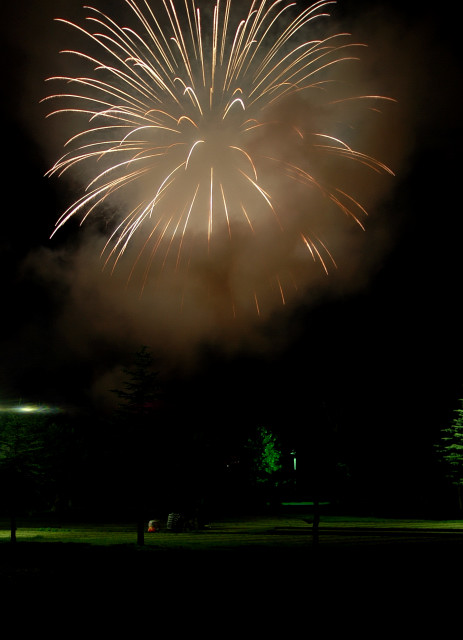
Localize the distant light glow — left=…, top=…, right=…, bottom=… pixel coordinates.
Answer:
left=17, top=405, right=38, bottom=413
left=0, top=402, right=60, bottom=414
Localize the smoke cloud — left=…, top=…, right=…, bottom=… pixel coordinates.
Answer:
left=3, top=1, right=433, bottom=405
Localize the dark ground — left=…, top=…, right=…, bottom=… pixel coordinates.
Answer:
left=2, top=519, right=462, bottom=592
left=1, top=529, right=461, bottom=631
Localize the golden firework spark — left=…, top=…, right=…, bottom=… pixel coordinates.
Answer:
left=43, top=0, right=395, bottom=315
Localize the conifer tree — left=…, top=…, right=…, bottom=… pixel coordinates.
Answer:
left=436, top=399, right=463, bottom=512
left=112, top=345, right=161, bottom=545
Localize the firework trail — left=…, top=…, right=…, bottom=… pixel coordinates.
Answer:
left=43, top=0, right=395, bottom=318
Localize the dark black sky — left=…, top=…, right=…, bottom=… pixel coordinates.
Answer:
left=1, top=0, right=462, bottom=500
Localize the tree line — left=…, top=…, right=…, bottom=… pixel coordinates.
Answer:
left=2, top=346, right=462, bottom=543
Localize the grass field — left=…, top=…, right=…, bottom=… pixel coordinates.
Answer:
left=1, top=513, right=463, bottom=557
left=1, top=514, right=462, bottom=624
left=1, top=513, right=463, bottom=547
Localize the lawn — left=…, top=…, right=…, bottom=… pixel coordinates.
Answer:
left=1, top=513, right=462, bottom=551
left=1, top=513, right=463, bottom=617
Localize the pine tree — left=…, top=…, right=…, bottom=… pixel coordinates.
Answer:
left=111, top=345, right=161, bottom=545
left=436, top=399, right=463, bottom=512
left=113, top=345, right=160, bottom=417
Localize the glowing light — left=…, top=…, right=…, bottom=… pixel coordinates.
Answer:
left=0, top=402, right=60, bottom=414
left=16, top=405, right=38, bottom=413
left=43, top=0, right=395, bottom=314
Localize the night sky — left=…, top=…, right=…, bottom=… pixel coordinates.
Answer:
left=1, top=0, right=462, bottom=508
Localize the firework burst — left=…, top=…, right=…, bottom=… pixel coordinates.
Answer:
left=43, top=0, right=395, bottom=317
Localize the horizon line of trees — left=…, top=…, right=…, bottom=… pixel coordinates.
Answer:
left=2, top=346, right=463, bottom=543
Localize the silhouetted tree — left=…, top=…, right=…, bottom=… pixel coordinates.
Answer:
left=435, top=399, right=463, bottom=512
left=0, top=410, right=50, bottom=542
left=111, top=346, right=161, bottom=545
